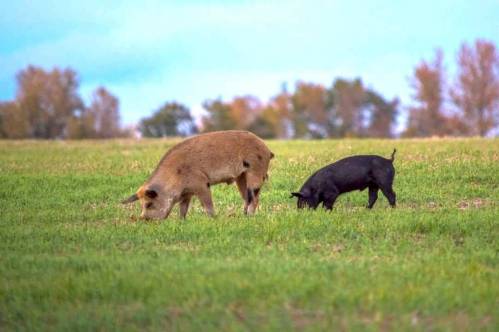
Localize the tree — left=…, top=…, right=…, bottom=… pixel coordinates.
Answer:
left=323, top=87, right=341, bottom=137
left=291, top=82, right=328, bottom=138
left=201, top=99, right=235, bottom=132
left=15, top=66, right=83, bottom=138
left=66, top=108, right=96, bottom=139
left=2, top=65, right=128, bottom=139
left=329, top=78, right=367, bottom=137
left=247, top=105, right=283, bottom=139
left=0, top=101, right=30, bottom=138
left=229, top=96, right=262, bottom=130
left=15, top=66, right=49, bottom=138
left=247, top=111, right=276, bottom=138
left=324, top=78, right=398, bottom=138
left=140, top=102, right=196, bottom=137
left=66, top=87, right=125, bottom=139
left=0, top=104, right=4, bottom=138
left=451, top=39, right=499, bottom=136
left=88, top=87, right=122, bottom=138
left=404, top=50, right=449, bottom=137
left=365, top=91, right=398, bottom=138
left=268, top=85, right=292, bottom=138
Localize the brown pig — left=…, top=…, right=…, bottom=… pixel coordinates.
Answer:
left=122, top=130, right=274, bottom=220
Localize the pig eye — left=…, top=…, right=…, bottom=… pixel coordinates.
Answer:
left=145, top=202, right=154, bottom=209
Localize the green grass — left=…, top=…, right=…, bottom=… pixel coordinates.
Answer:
left=0, top=138, right=498, bottom=331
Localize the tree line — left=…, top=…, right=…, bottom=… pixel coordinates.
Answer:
left=404, top=40, right=499, bottom=137
left=1, top=39, right=497, bottom=139
left=0, top=66, right=128, bottom=139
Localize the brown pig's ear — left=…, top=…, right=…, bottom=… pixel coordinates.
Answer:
left=145, top=189, right=158, bottom=199
left=290, top=192, right=303, bottom=199
left=121, top=193, right=139, bottom=204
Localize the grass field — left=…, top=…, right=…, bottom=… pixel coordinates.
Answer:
left=0, top=138, right=498, bottom=331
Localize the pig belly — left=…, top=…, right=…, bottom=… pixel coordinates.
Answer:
left=206, top=164, right=241, bottom=185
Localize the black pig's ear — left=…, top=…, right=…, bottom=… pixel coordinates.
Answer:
left=121, top=193, right=139, bottom=204
left=290, top=192, right=303, bottom=199
left=145, top=189, right=158, bottom=199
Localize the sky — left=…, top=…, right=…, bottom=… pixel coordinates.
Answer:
left=1, top=0, right=498, bottom=128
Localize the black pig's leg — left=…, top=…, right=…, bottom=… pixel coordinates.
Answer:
left=367, top=185, right=379, bottom=209
left=322, top=189, right=339, bottom=210
left=380, top=185, right=396, bottom=207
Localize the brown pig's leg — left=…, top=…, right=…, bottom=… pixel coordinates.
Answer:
left=179, top=194, right=192, bottom=219
left=236, top=174, right=249, bottom=214
left=245, top=172, right=264, bottom=215
left=197, top=188, right=215, bottom=217
left=159, top=198, right=176, bottom=220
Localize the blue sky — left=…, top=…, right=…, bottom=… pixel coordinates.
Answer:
left=1, top=0, right=498, bottom=127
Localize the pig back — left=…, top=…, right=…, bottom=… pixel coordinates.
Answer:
left=152, top=131, right=272, bottom=184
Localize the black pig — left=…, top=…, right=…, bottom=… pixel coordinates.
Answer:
left=291, top=150, right=397, bottom=210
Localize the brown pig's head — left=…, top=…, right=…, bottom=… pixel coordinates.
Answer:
left=122, top=185, right=175, bottom=220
